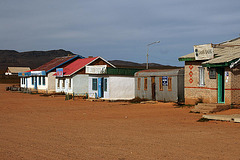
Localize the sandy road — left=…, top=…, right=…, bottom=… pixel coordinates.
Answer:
left=0, top=84, right=240, bottom=160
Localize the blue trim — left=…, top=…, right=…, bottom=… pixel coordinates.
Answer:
left=47, top=55, right=85, bottom=73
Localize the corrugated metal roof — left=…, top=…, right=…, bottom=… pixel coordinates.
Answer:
left=179, top=37, right=240, bottom=65
left=62, top=57, right=99, bottom=76
left=203, top=52, right=240, bottom=64
left=7, top=67, right=31, bottom=73
left=135, top=69, right=183, bottom=77
left=33, top=55, right=79, bottom=72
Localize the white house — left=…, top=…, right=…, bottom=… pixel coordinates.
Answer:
left=88, top=74, right=135, bottom=100
left=55, top=56, right=116, bottom=95
left=19, top=55, right=83, bottom=93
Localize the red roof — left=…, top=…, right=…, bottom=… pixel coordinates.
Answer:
left=33, top=55, right=77, bottom=72
left=61, top=57, right=99, bottom=76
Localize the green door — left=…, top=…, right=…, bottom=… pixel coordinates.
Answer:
left=217, top=68, right=225, bottom=103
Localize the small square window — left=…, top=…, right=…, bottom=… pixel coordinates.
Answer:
left=159, top=77, right=163, bottom=91
left=144, top=78, right=148, bottom=90
left=92, top=78, right=97, bottom=90
left=168, top=77, right=172, bottom=91
left=137, top=78, right=141, bottom=90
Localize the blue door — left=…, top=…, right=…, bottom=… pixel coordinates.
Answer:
left=98, top=77, right=104, bottom=98
left=34, top=77, right=37, bottom=89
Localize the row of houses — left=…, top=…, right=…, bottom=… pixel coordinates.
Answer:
left=18, top=36, right=240, bottom=105
left=18, top=54, right=184, bottom=101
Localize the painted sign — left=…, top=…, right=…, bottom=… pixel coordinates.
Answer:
left=86, top=65, right=107, bottom=74
left=56, top=68, right=63, bottom=77
left=31, top=71, right=46, bottom=76
left=194, top=44, right=214, bottom=60
left=162, top=76, right=168, bottom=86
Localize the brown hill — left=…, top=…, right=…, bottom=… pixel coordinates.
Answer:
left=109, top=60, right=181, bottom=69
left=0, top=49, right=77, bottom=73
left=0, top=49, right=181, bottom=74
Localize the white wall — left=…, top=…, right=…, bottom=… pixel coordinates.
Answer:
left=88, top=76, right=135, bottom=100
left=47, top=72, right=55, bottom=92
left=20, top=76, right=48, bottom=91
left=73, top=74, right=89, bottom=95
left=109, top=76, right=135, bottom=100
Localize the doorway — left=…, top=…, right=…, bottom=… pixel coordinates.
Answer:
left=217, top=68, right=225, bottom=103
left=98, top=77, right=104, bottom=98
left=151, top=77, right=156, bottom=100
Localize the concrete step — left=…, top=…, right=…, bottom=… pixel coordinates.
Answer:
left=191, top=103, right=230, bottom=114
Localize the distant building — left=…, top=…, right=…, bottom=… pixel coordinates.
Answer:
left=5, top=67, right=30, bottom=76
left=18, top=55, right=84, bottom=92
left=134, top=69, right=184, bottom=102
left=179, top=37, right=240, bottom=105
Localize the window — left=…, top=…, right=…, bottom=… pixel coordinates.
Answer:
left=68, top=78, right=71, bottom=88
left=159, top=77, right=163, bottom=91
left=144, top=78, right=148, bottom=90
left=168, top=77, right=172, bottom=91
left=92, top=78, right=97, bottom=90
left=137, top=78, right=141, bottom=90
left=199, top=67, right=205, bottom=86
left=43, top=77, right=45, bottom=85
left=39, top=77, right=41, bottom=85
left=62, top=79, right=65, bottom=88
left=32, top=77, right=34, bottom=85
left=104, top=79, right=107, bottom=91
left=21, top=78, right=24, bottom=85
left=35, top=77, right=37, bottom=85
left=57, top=79, right=60, bottom=88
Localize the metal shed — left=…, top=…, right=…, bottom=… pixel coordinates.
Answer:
left=135, top=69, right=184, bottom=102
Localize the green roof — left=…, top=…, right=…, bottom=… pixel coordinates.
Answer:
left=106, top=68, right=143, bottom=76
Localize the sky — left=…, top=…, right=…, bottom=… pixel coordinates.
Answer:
left=0, top=0, right=240, bottom=66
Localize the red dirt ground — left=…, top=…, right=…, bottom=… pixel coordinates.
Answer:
left=0, top=84, right=240, bottom=160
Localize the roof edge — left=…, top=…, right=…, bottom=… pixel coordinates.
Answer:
left=47, top=55, right=83, bottom=73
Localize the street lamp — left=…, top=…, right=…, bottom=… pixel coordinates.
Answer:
left=146, top=41, right=160, bottom=69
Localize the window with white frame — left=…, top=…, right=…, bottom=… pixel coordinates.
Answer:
left=39, top=77, right=41, bottom=85
left=62, top=79, right=65, bottom=88
left=32, top=77, right=34, bottom=85
left=92, top=78, right=97, bottom=90
left=199, top=67, right=205, bottom=86
left=42, top=77, right=45, bottom=85
left=68, top=78, right=71, bottom=88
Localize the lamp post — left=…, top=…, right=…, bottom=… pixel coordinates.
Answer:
left=146, top=41, right=160, bottom=69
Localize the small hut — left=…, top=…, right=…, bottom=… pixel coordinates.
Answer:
left=135, top=69, right=184, bottom=102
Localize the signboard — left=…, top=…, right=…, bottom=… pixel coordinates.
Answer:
left=162, top=76, right=168, bottom=86
left=31, top=71, right=46, bottom=76
left=86, top=65, right=107, bottom=74
left=194, top=44, right=214, bottom=60
left=209, top=68, right=216, bottom=79
left=56, top=68, right=63, bottom=77
left=18, top=72, right=31, bottom=77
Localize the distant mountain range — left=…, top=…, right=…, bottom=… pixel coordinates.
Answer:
left=0, top=49, right=181, bottom=73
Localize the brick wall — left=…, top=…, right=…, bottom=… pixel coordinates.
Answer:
left=184, top=61, right=218, bottom=104
left=230, top=65, right=240, bottom=104
left=184, top=61, right=240, bottom=105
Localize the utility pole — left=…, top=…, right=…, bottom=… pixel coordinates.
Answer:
left=146, top=41, right=160, bottom=69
